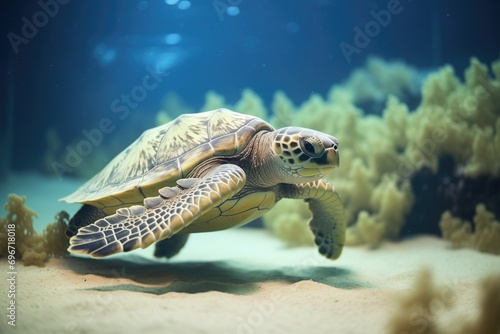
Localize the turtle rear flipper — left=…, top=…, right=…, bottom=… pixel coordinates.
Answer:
left=66, top=204, right=107, bottom=238
left=68, top=164, right=246, bottom=257
left=154, top=233, right=189, bottom=258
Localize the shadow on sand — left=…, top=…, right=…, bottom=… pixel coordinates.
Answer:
left=63, top=255, right=367, bottom=295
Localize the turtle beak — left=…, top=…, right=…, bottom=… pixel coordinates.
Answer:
left=315, top=136, right=339, bottom=168
left=327, top=136, right=340, bottom=167
left=314, top=145, right=338, bottom=175
left=300, top=137, right=339, bottom=176
left=324, top=146, right=339, bottom=168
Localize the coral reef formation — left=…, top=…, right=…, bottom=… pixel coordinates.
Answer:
left=386, top=269, right=500, bottom=334
left=407, top=58, right=500, bottom=177
left=439, top=204, right=500, bottom=254
left=0, top=194, right=69, bottom=267
left=156, top=91, right=195, bottom=126
left=262, top=198, right=314, bottom=246
left=341, top=56, right=422, bottom=113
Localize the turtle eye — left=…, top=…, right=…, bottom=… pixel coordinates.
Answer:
left=304, top=141, right=314, bottom=153
left=300, top=138, right=323, bottom=158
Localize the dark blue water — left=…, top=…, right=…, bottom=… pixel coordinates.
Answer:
left=2, top=0, right=499, bottom=173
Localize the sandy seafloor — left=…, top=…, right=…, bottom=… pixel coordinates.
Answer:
left=1, top=173, right=500, bottom=334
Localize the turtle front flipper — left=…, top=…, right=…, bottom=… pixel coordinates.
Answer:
left=68, top=164, right=246, bottom=257
left=282, top=179, right=346, bottom=260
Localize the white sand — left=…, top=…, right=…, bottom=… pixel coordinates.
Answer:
left=1, top=173, right=500, bottom=333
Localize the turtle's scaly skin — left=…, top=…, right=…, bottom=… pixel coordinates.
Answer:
left=63, top=109, right=346, bottom=260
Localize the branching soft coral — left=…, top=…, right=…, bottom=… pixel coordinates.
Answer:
left=200, top=90, right=226, bottom=112
left=346, top=176, right=414, bottom=247
left=44, top=211, right=70, bottom=257
left=270, top=90, right=296, bottom=129
left=387, top=269, right=452, bottom=334
left=439, top=203, right=500, bottom=255
left=234, top=88, right=267, bottom=119
left=387, top=270, right=500, bottom=334
left=341, top=57, right=421, bottom=113
left=0, top=194, right=44, bottom=261
left=408, top=58, right=500, bottom=177
left=458, top=275, right=500, bottom=334
left=262, top=199, right=313, bottom=246
left=0, top=194, right=69, bottom=267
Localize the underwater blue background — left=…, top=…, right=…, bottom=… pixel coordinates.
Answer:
left=2, top=0, right=500, bottom=173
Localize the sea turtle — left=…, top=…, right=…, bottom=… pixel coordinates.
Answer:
left=62, top=108, right=346, bottom=260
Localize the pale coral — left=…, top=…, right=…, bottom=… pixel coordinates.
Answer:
left=348, top=211, right=385, bottom=247
left=44, top=211, right=70, bottom=258
left=387, top=269, right=447, bottom=334
left=346, top=177, right=413, bottom=247
left=408, top=58, right=500, bottom=177
left=269, top=90, right=296, bottom=129
left=458, top=275, right=500, bottom=334
left=341, top=57, right=421, bottom=108
left=200, top=90, right=226, bottom=112
left=0, top=194, right=69, bottom=267
left=262, top=200, right=313, bottom=246
left=387, top=270, right=500, bottom=334
left=439, top=204, right=500, bottom=255
left=234, top=88, right=267, bottom=119
left=155, top=110, right=171, bottom=126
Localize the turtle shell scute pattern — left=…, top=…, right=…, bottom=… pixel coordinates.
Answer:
left=62, top=109, right=273, bottom=203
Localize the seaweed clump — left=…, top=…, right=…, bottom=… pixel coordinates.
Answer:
left=387, top=269, right=452, bottom=334
left=458, top=275, right=500, bottom=334
left=439, top=204, right=500, bottom=254
left=0, top=194, right=69, bottom=267
left=387, top=270, right=500, bottom=334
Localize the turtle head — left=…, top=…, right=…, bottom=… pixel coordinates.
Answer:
left=271, top=127, right=339, bottom=180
